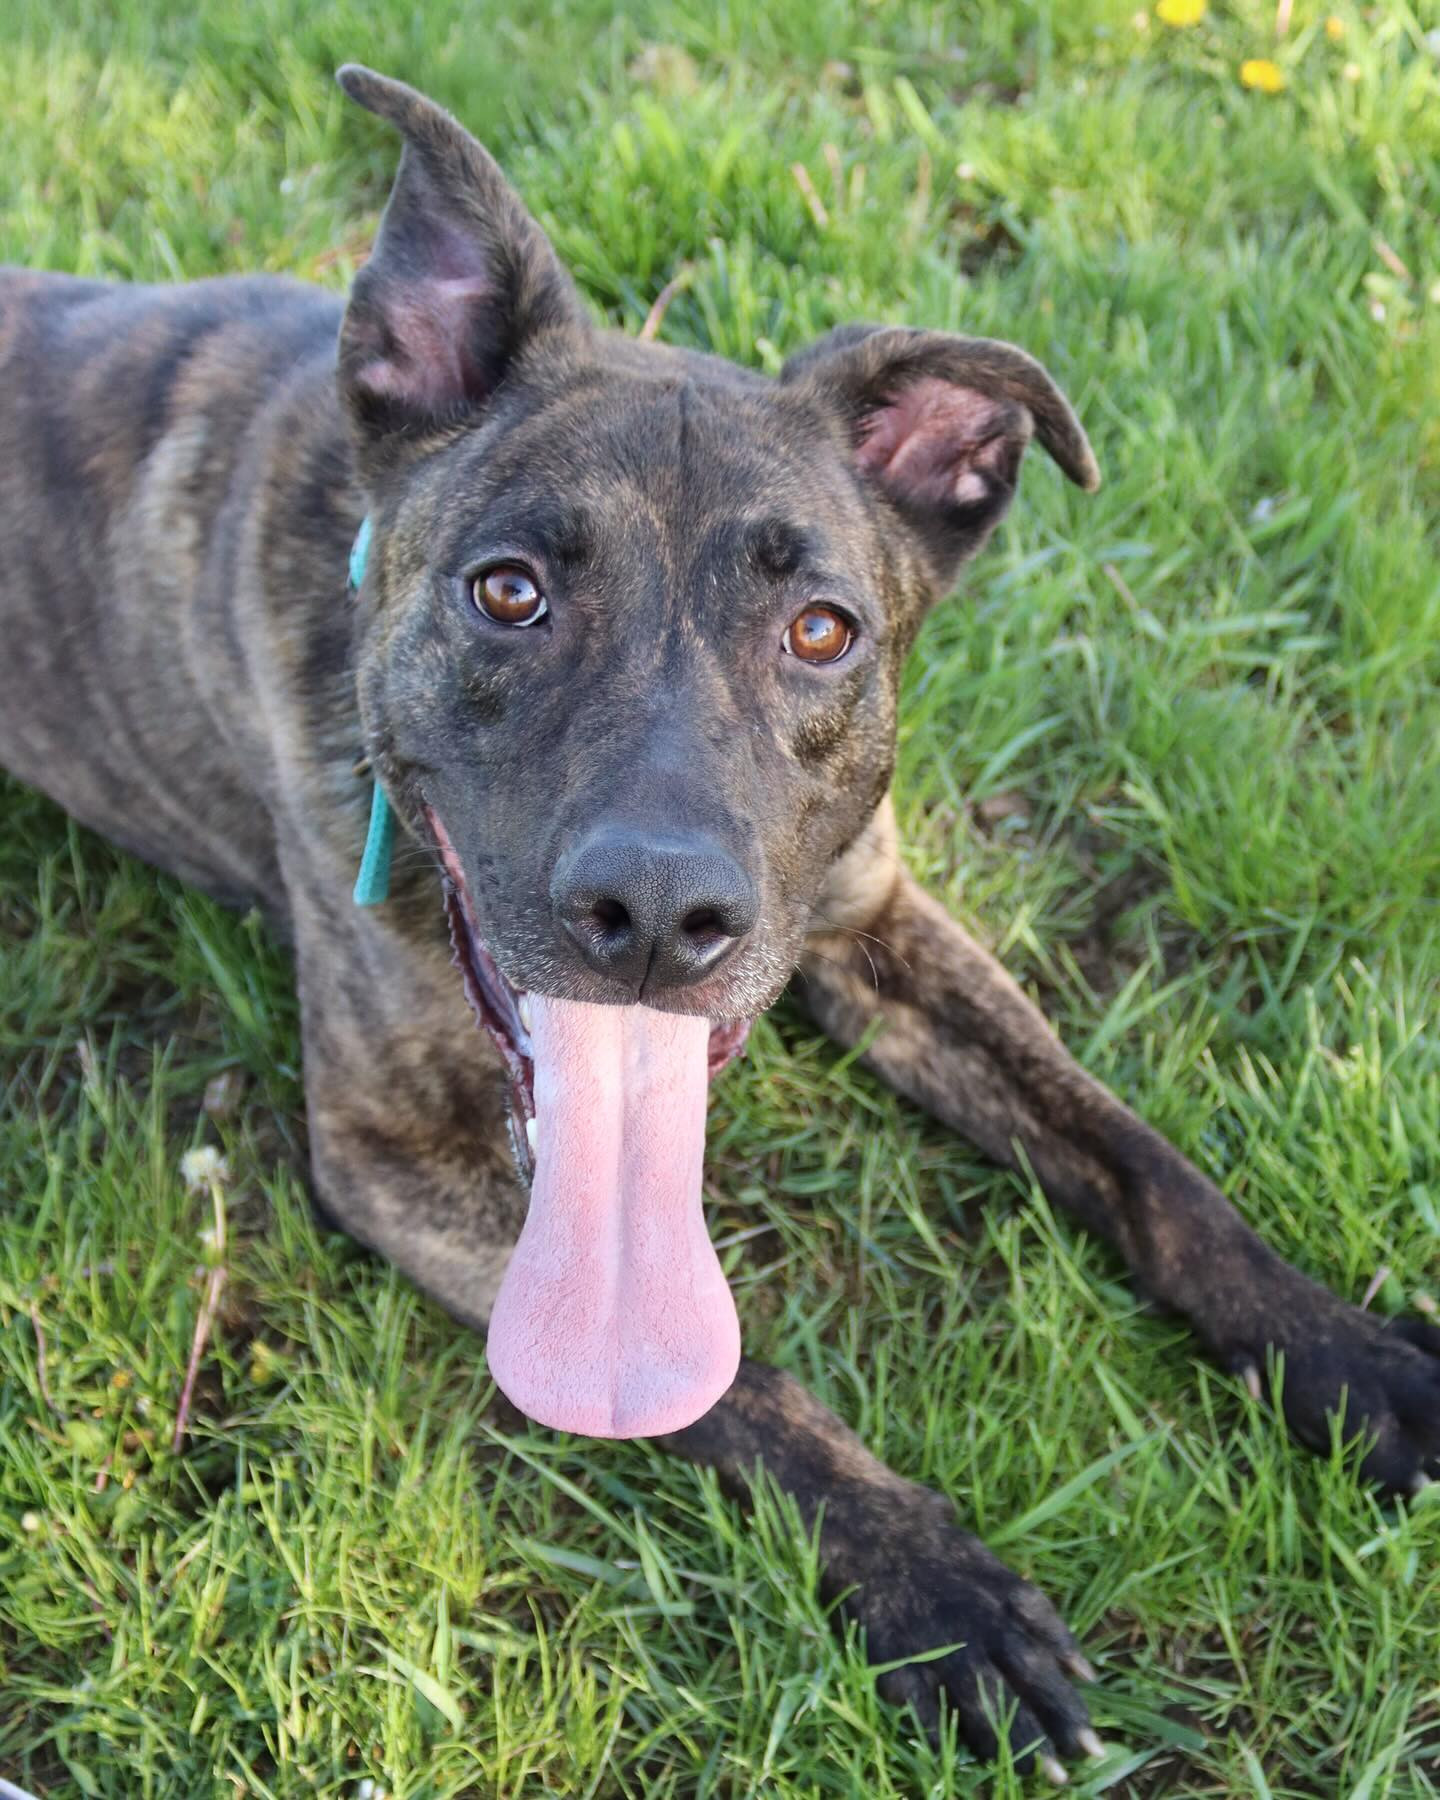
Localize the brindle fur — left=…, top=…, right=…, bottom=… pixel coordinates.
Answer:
left=1, top=67, right=1435, bottom=1776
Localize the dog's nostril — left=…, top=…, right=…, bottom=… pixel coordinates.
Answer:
left=590, top=897, right=632, bottom=936
left=681, top=906, right=728, bottom=943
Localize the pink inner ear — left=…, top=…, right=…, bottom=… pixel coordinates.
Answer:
left=355, top=275, right=493, bottom=412
left=855, top=377, right=1018, bottom=508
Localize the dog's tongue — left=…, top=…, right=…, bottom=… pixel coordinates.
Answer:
left=486, top=997, right=739, bottom=1438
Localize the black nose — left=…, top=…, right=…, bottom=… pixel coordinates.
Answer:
left=551, top=828, right=758, bottom=993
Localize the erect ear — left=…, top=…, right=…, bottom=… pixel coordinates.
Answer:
left=335, top=65, right=588, bottom=476
left=780, top=325, right=1099, bottom=587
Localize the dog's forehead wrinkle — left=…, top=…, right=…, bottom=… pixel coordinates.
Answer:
left=452, top=370, right=864, bottom=616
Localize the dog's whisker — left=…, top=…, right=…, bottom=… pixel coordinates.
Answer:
left=809, top=909, right=905, bottom=962
left=810, top=910, right=898, bottom=951
left=807, top=912, right=891, bottom=992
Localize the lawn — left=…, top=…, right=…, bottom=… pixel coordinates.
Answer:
left=2, top=0, right=1439, bottom=1794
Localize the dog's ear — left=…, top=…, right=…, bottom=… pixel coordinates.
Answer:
left=781, top=325, right=1099, bottom=587
left=335, top=65, right=587, bottom=476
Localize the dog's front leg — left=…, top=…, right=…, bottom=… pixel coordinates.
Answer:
left=798, top=817, right=1440, bottom=1492
left=659, top=1358, right=1099, bottom=1776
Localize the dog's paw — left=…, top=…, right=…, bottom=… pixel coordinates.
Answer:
left=826, top=1482, right=1102, bottom=1776
left=1221, top=1288, right=1440, bottom=1493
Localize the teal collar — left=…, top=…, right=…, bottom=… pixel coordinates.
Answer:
left=349, top=516, right=394, bottom=906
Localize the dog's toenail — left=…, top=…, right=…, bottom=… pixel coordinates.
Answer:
left=1040, top=1754, right=1069, bottom=1785
left=1066, top=1653, right=1098, bottom=1683
left=1242, top=1364, right=1263, bottom=1401
left=1078, top=1728, right=1106, bottom=1760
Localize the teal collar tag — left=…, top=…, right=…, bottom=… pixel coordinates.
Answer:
left=348, top=513, right=373, bottom=592
left=349, top=516, right=394, bottom=907
left=354, top=779, right=394, bottom=907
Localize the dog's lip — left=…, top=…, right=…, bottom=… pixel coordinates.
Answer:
left=425, top=802, right=753, bottom=1182
left=443, top=882, right=538, bottom=1181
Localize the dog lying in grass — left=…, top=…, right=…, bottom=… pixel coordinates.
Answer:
left=0, top=64, right=1435, bottom=1777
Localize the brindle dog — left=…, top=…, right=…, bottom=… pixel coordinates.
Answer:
left=2, top=66, right=1436, bottom=1778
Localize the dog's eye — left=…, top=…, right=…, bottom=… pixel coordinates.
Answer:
left=782, top=606, right=852, bottom=664
left=473, top=565, right=548, bottom=627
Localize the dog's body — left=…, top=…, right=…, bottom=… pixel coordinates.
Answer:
left=3, top=68, right=1436, bottom=1774
left=0, top=266, right=528, bottom=1309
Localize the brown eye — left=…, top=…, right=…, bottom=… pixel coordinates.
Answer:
left=473, top=565, right=547, bottom=627
left=782, top=605, right=852, bottom=664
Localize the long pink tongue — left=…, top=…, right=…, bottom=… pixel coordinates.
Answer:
left=486, top=998, right=740, bottom=1437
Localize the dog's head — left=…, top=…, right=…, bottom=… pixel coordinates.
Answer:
left=336, top=66, right=1098, bottom=1437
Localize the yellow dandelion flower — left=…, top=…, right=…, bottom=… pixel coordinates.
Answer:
left=1240, top=58, right=1286, bottom=92
left=1156, top=0, right=1205, bottom=24
left=1324, top=15, right=1345, bottom=38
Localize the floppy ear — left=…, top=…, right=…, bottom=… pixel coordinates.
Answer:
left=781, top=325, right=1099, bottom=586
left=335, top=65, right=588, bottom=477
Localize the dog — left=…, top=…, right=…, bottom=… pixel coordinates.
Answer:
left=1, top=65, right=1435, bottom=1777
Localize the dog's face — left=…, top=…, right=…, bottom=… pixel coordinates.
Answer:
left=340, top=68, right=1096, bottom=1030
left=334, top=67, right=1098, bottom=1434
left=360, top=335, right=907, bottom=1027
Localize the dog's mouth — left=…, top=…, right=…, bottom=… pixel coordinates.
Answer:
left=428, top=806, right=749, bottom=1439
left=440, top=886, right=752, bottom=1185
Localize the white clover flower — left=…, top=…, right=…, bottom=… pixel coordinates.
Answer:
left=181, top=1146, right=231, bottom=1193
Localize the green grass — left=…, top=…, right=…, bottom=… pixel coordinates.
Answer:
left=2, top=0, right=1439, bottom=1793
